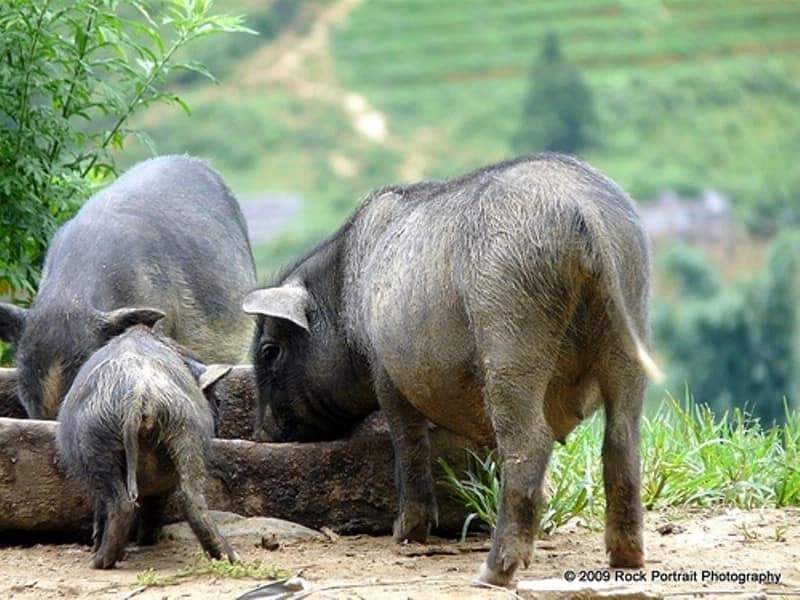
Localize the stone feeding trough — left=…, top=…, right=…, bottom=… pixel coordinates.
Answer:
left=0, top=366, right=475, bottom=536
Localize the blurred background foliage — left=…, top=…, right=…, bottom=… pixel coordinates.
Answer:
left=2, top=0, right=799, bottom=420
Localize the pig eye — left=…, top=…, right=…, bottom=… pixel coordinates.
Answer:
left=261, top=343, right=281, bottom=365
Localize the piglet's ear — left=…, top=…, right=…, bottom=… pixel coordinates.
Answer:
left=100, top=307, right=166, bottom=340
left=0, top=303, right=28, bottom=347
left=242, top=285, right=311, bottom=332
left=198, top=364, right=232, bottom=391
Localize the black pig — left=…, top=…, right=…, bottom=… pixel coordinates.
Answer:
left=0, top=155, right=256, bottom=418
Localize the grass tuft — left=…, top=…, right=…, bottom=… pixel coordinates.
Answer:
left=135, top=555, right=287, bottom=589
left=440, top=392, right=800, bottom=536
left=439, top=449, right=501, bottom=540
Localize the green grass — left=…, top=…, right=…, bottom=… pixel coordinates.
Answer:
left=135, top=556, right=287, bottom=589
left=439, top=450, right=502, bottom=541
left=439, top=393, right=800, bottom=537
left=334, top=1, right=800, bottom=80
left=642, top=396, right=800, bottom=509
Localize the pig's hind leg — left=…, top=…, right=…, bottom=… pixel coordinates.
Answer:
left=472, top=283, right=576, bottom=586
left=91, top=483, right=136, bottom=569
left=595, top=348, right=646, bottom=569
left=172, top=443, right=239, bottom=563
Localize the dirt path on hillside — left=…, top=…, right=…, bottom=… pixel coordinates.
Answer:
left=241, top=0, right=363, bottom=85
left=231, top=0, right=445, bottom=182
left=237, top=0, right=390, bottom=145
left=2, top=507, right=799, bottom=599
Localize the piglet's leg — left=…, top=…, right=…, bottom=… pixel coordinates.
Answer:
left=92, top=490, right=136, bottom=569
left=172, top=445, right=239, bottom=563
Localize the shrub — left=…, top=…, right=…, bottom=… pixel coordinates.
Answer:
left=0, top=0, right=252, bottom=298
left=654, top=233, right=800, bottom=422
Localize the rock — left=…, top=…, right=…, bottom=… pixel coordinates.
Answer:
left=260, top=533, right=281, bottom=551
left=320, top=526, right=340, bottom=542
left=161, top=511, right=324, bottom=543
left=237, top=576, right=308, bottom=600
left=0, top=419, right=94, bottom=532
left=516, top=579, right=663, bottom=600
left=0, top=416, right=476, bottom=536
left=656, top=523, right=685, bottom=535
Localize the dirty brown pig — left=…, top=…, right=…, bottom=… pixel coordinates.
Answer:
left=56, top=323, right=237, bottom=569
left=242, top=153, right=662, bottom=586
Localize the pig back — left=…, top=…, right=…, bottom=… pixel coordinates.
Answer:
left=342, top=154, right=648, bottom=441
left=38, top=155, right=257, bottom=364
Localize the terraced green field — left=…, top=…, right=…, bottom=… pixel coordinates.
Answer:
left=120, top=0, right=800, bottom=277
left=335, top=0, right=800, bottom=80
left=331, top=0, right=800, bottom=203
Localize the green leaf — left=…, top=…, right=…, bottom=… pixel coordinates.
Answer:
left=171, top=95, right=192, bottom=116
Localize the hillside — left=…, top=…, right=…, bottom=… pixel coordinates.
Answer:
left=118, top=0, right=800, bottom=279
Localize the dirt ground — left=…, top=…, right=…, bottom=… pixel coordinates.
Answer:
left=1, top=507, right=799, bottom=599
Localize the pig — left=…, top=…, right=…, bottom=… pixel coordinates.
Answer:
left=56, top=322, right=238, bottom=569
left=0, top=367, right=25, bottom=418
left=0, top=155, right=256, bottom=419
left=242, top=153, right=662, bottom=585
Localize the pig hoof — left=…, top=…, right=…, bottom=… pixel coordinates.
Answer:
left=606, top=527, right=644, bottom=568
left=475, top=560, right=514, bottom=587
left=393, top=501, right=434, bottom=543
left=227, top=549, right=241, bottom=564
left=392, top=504, right=432, bottom=543
left=392, top=517, right=429, bottom=543
left=476, top=537, right=530, bottom=588
left=609, top=546, right=644, bottom=569
left=90, top=553, right=117, bottom=570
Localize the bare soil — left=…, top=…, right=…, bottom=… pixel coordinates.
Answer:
left=1, top=507, right=799, bottom=599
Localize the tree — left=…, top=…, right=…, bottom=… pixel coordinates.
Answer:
left=751, top=231, right=800, bottom=420
left=659, top=243, right=721, bottom=300
left=512, top=32, right=596, bottom=155
left=0, top=0, right=252, bottom=300
left=653, top=236, right=800, bottom=424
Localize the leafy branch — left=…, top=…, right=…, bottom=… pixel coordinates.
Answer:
left=0, top=0, right=254, bottom=303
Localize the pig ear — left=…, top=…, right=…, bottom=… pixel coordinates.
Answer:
left=181, top=356, right=206, bottom=381
left=242, top=286, right=311, bottom=331
left=0, top=303, right=28, bottom=346
left=100, top=307, right=166, bottom=340
left=198, top=364, right=232, bottom=391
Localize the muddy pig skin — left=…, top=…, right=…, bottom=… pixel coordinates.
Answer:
left=0, top=155, right=256, bottom=419
left=56, top=324, right=238, bottom=569
left=243, top=153, right=662, bottom=585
